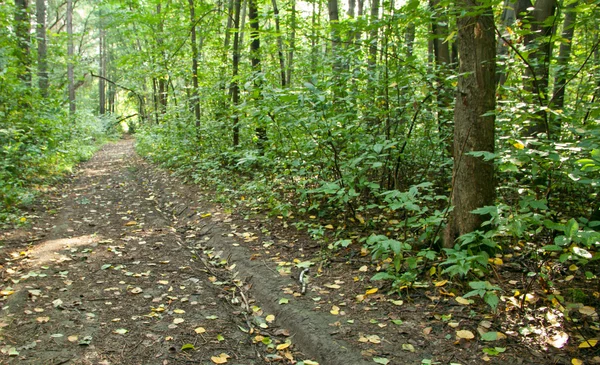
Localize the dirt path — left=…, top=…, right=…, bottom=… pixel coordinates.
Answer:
left=1, top=139, right=584, bottom=365
left=0, top=140, right=323, bottom=365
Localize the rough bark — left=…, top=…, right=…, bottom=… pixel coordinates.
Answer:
left=248, top=0, right=266, bottom=149
left=444, top=1, right=496, bottom=247
left=36, top=0, right=48, bottom=96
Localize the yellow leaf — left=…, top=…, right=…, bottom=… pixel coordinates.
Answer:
left=513, top=142, right=525, bottom=149
left=125, top=221, right=137, bottom=226
left=0, top=290, right=15, bottom=296
left=158, top=280, right=169, bottom=285
left=434, top=280, right=448, bottom=287
left=365, top=288, right=378, bottom=295
left=276, top=342, right=291, bottom=350
left=266, top=314, right=275, bottom=323
left=356, top=214, right=365, bottom=224
left=429, top=266, right=436, bottom=276
left=36, top=317, right=50, bottom=323
left=303, top=361, right=319, bottom=365
left=324, top=224, right=334, bottom=230
left=211, top=353, right=230, bottom=364
left=579, top=306, right=597, bottom=316
left=571, top=359, right=583, bottom=365
left=201, top=213, right=212, bottom=218
left=569, top=264, right=578, bottom=271
left=330, top=306, right=340, bottom=315
left=579, top=339, right=598, bottom=348
left=456, top=330, right=475, bottom=340
left=367, top=334, right=381, bottom=344
left=358, top=265, right=368, bottom=272
left=174, top=309, right=185, bottom=314
left=455, top=297, right=471, bottom=305
left=173, top=318, right=185, bottom=324
left=68, top=335, right=78, bottom=342
left=195, top=327, right=206, bottom=334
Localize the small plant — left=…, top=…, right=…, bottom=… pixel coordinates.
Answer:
left=463, top=281, right=502, bottom=311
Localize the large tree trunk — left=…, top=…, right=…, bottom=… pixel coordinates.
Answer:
left=444, top=0, right=496, bottom=247
left=230, top=0, right=242, bottom=147
left=36, top=0, right=48, bottom=96
left=67, top=0, right=75, bottom=115
left=15, top=0, right=31, bottom=85
left=188, top=0, right=201, bottom=128
left=551, top=2, right=577, bottom=136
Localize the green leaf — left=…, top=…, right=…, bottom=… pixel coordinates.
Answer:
left=373, top=357, right=390, bottom=364
left=481, top=331, right=498, bottom=341
left=181, top=343, right=195, bottom=351
left=279, top=298, right=289, bottom=304
left=565, top=218, right=579, bottom=239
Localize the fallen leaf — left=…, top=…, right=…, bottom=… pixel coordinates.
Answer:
left=359, top=265, right=368, bottom=272
left=211, top=353, right=230, bottom=364
left=330, top=306, right=340, bottom=315
left=266, top=314, right=275, bottom=323
left=173, top=309, right=185, bottom=314
left=402, top=343, right=415, bottom=352
left=130, top=287, right=143, bottom=294
left=36, top=317, right=50, bottom=323
left=455, top=297, right=471, bottom=305
left=423, top=327, right=432, bottom=335
left=195, top=327, right=206, bottom=334
left=279, top=298, right=289, bottom=305
left=456, top=330, right=475, bottom=340
left=124, top=221, right=137, bottom=226
left=434, top=280, right=448, bottom=287
left=571, top=359, right=583, bottom=365
left=373, top=357, right=390, bottom=364
left=114, top=328, right=128, bottom=335
left=68, top=335, right=78, bottom=342
left=181, top=343, right=195, bottom=351
left=173, top=318, right=185, bottom=324
left=579, top=306, right=597, bottom=316
left=302, top=360, right=319, bottom=365
left=365, top=288, right=378, bottom=295
left=276, top=341, right=291, bottom=350
left=579, top=339, right=598, bottom=348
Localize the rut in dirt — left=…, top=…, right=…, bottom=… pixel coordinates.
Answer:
left=0, top=139, right=297, bottom=365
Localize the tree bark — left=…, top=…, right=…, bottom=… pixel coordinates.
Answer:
left=368, top=0, right=380, bottom=67
left=444, top=0, right=496, bottom=247
left=15, top=0, right=31, bottom=85
left=231, top=0, right=242, bottom=147
left=516, top=0, right=557, bottom=137
left=271, top=0, right=286, bottom=87
left=405, top=22, right=415, bottom=58
left=551, top=2, right=577, bottom=135
left=99, top=9, right=106, bottom=115
left=67, top=0, right=75, bottom=115
left=287, top=0, right=296, bottom=86
left=36, top=0, right=48, bottom=96
left=496, top=0, right=516, bottom=86
left=188, top=0, right=201, bottom=128
left=248, top=0, right=267, bottom=149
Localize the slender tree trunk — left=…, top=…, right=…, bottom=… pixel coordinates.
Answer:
left=231, top=0, right=242, bottom=147
left=99, top=10, right=106, bottom=115
left=287, top=0, right=295, bottom=86
left=368, top=0, right=380, bottom=67
left=551, top=2, right=577, bottom=136
left=156, top=4, right=167, bottom=115
left=188, top=0, right=201, bottom=128
left=271, top=0, right=286, bottom=87
left=496, top=0, right=516, bottom=86
left=67, top=0, right=75, bottom=115
left=444, top=0, right=496, bottom=247
left=405, top=22, right=415, bottom=58
left=430, top=0, right=450, bottom=66
left=328, top=0, right=342, bottom=72
left=36, top=0, right=48, bottom=96
left=15, top=0, right=31, bottom=85
left=248, top=0, right=266, bottom=149
left=517, top=0, right=557, bottom=137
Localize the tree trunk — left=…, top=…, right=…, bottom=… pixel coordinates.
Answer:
left=405, top=22, right=415, bottom=58
left=430, top=0, right=450, bottom=66
left=67, top=0, right=75, bottom=115
left=36, top=0, right=48, bottom=96
left=15, top=0, right=31, bottom=85
left=551, top=2, right=577, bottom=136
left=248, top=0, right=267, bottom=149
left=188, top=0, right=201, bottom=128
left=231, top=0, right=242, bottom=147
left=287, top=0, right=295, bottom=86
left=444, top=0, right=496, bottom=247
left=368, top=0, right=380, bottom=67
left=271, top=0, right=286, bottom=87
left=99, top=10, right=106, bottom=115
left=328, top=0, right=342, bottom=72
left=517, top=0, right=557, bottom=137
left=496, top=0, right=516, bottom=86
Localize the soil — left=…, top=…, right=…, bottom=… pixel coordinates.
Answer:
left=0, top=139, right=597, bottom=365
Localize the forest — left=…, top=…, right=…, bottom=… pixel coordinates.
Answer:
left=0, top=0, right=599, bottom=362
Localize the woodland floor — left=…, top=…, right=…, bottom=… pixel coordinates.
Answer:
left=0, top=138, right=598, bottom=365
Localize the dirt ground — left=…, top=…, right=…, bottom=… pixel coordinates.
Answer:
left=0, top=139, right=597, bottom=365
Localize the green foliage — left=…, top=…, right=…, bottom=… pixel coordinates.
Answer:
left=463, top=281, right=501, bottom=311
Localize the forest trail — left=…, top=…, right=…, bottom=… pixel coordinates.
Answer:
left=0, top=139, right=354, bottom=365
left=0, top=139, right=582, bottom=365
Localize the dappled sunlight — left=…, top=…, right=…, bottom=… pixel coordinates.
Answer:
left=6, top=235, right=102, bottom=268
